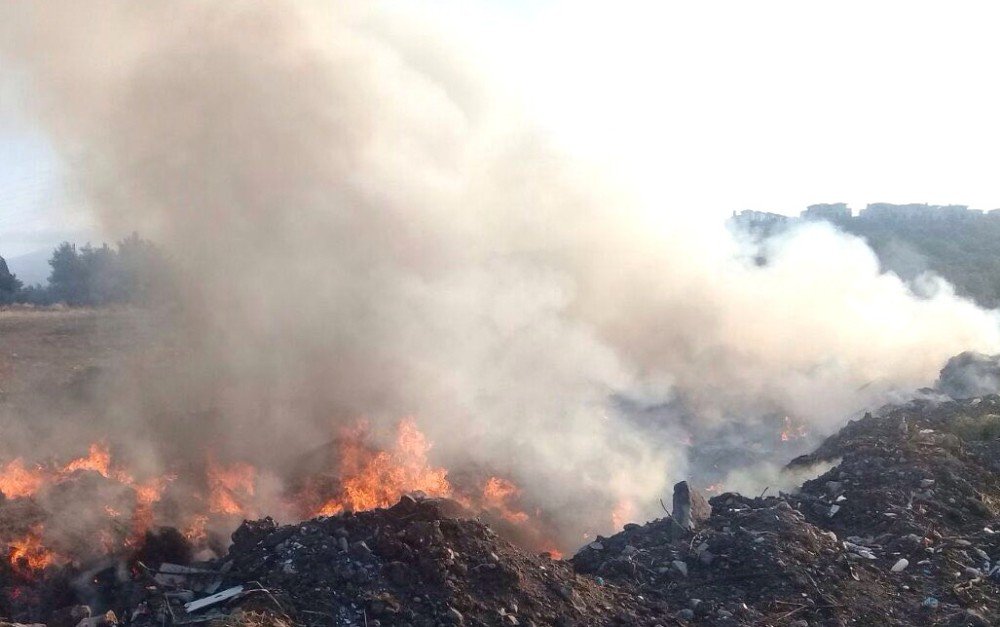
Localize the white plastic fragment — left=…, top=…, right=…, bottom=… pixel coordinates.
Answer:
left=184, top=585, right=245, bottom=613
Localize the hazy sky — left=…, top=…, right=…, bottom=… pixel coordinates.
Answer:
left=2, top=0, right=1000, bottom=258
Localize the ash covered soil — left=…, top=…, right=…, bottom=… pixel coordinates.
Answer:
left=7, top=396, right=1000, bottom=626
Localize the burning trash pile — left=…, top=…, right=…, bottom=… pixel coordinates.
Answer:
left=7, top=396, right=1000, bottom=625
left=0, top=418, right=579, bottom=626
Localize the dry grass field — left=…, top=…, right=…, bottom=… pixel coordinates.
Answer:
left=0, top=308, right=141, bottom=396
left=0, top=307, right=176, bottom=460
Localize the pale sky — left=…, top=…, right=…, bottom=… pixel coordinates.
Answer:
left=3, top=0, right=1000, bottom=259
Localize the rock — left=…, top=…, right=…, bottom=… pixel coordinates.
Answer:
left=675, top=609, right=695, bottom=620
left=446, top=607, right=464, bottom=624
left=672, top=560, right=688, bottom=576
left=891, top=558, right=909, bottom=572
left=672, top=481, right=710, bottom=530
left=350, top=540, right=372, bottom=558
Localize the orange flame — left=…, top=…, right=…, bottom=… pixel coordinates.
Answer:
left=7, top=525, right=60, bottom=572
left=61, top=443, right=112, bottom=477
left=780, top=416, right=808, bottom=442
left=316, top=418, right=451, bottom=515
left=0, top=459, right=47, bottom=499
left=184, top=514, right=209, bottom=544
left=611, top=498, right=635, bottom=530
left=207, top=459, right=257, bottom=515
left=0, top=418, right=589, bottom=570
left=482, top=476, right=530, bottom=524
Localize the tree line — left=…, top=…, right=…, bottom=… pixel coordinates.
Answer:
left=0, top=233, right=169, bottom=306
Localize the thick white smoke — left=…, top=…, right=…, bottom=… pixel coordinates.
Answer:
left=2, top=1, right=998, bottom=541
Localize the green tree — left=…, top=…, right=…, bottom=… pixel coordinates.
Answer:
left=0, top=256, right=23, bottom=304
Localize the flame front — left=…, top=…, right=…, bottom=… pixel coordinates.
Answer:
left=0, top=417, right=592, bottom=574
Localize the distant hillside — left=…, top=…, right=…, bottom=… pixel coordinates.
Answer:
left=842, top=218, right=1000, bottom=308
left=6, top=249, right=51, bottom=286
left=732, top=203, right=1000, bottom=309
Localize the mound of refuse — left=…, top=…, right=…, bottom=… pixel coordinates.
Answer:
left=575, top=395, right=1000, bottom=626
left=9, top=395, right=1000, bottom=626
left=15, top=495, right=648, bottom=627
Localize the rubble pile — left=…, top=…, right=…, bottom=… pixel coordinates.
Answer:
left=577, top=395, right=1000, bottom=625
left=9, top=395, right=1000, bottom=625
left=112, top=495, right=647, bottom=627
left=573, top=491, right=892, bottom=625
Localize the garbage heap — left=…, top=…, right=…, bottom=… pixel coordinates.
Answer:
left=7, top=395, right=1000, bottom=626
left=577, top=395, right=1000, bottom=626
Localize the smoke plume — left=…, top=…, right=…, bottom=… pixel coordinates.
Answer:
left=2, top=1, right=999, bottom=542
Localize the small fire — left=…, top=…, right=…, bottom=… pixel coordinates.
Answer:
left=0, top=459, right=46, bottom=498
left=780, top=416, right=808, bottom=442
left=130, top=475, right=173, bottom=539
left=611, top=498, right=635, bottom=531
left=207, top=459, right=257, bottom=516
left=184, top=514, right=209, bottom=544
left=7, top=525, right=60, bottom=572
left=0, top=442, right=177, bottom=572
left=61, top=443, right=113, bottom=477
left=482, top=476, right=529, bottom=524
left=315, top=418, right=452, bottom=515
